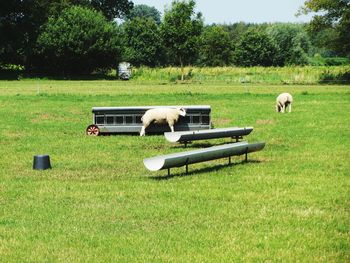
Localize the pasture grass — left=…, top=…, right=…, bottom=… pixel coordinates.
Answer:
left=131, top=66, right=350, bottom=84
left=0, top=79, right=349, bottom=262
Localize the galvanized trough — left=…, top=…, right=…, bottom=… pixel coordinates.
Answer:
left=164, top=127, right=253, bottom=146
left=143, top=141, right=265, bottom=175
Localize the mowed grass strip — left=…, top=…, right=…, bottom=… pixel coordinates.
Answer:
left=0, top=81, right=349, bottom=262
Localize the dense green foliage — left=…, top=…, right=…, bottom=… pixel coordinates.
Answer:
left=34, top=6, right=121, bottom=75
left=0, top=0, right=133, bottom=68
left=122, top=17, right=164, bottom=67
left=0, top=0, right=52, bottom=65
left=198, top=25, right=233, bottom=66
left=0, top=80, right=349, bottom=262
left=1, top=0, right=349, bottom=75
left=86, top=0, right=134, bottom=21
left=126, top=4, right=161, bottom=24
left=232, top=29, right=278, bottom=67
left=300, top=0, right=350, bottom=57
left=309, top=54, right=350, bottom=66
left=267, top=24, right=311, bottom=66
left=161, top=0, right=203, bottom=79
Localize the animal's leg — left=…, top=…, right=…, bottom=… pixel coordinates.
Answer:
left=281, top=105, right=285, bottom=113
left=277, top=102, right=283, bottom=112
left=168, top=120, right=175, bottom=132
left=140, top=126, right=146, bottom=136
left=289, top=103, right=292, bottom=113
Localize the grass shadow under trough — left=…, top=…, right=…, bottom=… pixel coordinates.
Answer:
left=148, top=159, right=262, bottom=180
left=172, top=140, right=245, bottom=149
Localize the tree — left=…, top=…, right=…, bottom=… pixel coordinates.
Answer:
left=126, top=4, right=161, bottom=25
left=84, top=0, right=133, bottom=21
left=232, top=29, right=278, bottom=67
left=267, top=23, right=311, bottom=65
left=299, top=0, right=350, bottom=57
left=0, top=0, right=132, bottom=68
left=223, top=22, right=257, bottom=43
left=122, top=17, right=164, bottom=67
left=199, top=25, right=233, bottom=66
left=160, top=0, right=203, bottom=80
left=0, top=0, right=54, bottom=66
left=34, top=6, right=122, bottom=75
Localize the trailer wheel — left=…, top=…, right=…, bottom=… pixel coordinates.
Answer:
left=86, top=125, right=100, bottom=136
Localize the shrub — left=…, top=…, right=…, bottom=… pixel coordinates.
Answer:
left=309, top=54, right=350, bottom=66
left=320, top=69, right=350, bottom=84
left=0, top=64, right=24, bottom=80
left=232, top=29, right=278, bottom=67
left=33, top=6, right=122, bottom=75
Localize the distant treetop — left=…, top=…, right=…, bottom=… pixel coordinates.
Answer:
left=126, top=4, right=161, bottom=24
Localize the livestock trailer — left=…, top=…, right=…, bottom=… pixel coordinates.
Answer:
left=86, top=105, right=212, bottom=136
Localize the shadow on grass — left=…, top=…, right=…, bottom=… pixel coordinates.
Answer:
left=171, top=142, right=214, bottom=149
left=26, top=73, right=119, bottom=80
left=171, top=141, right=243, bottom=149
left=148, top=159, right=262, bottom=180
left=319, top=70, right=350, bottom=84
left=0, top=70, right=22, bottom=80
left=0, top=70, right=119, bottom=80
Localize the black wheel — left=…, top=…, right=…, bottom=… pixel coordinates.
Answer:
left=86, top=124, right=100, bottom=136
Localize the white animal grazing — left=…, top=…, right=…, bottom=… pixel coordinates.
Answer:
left=276, top=93, right=293, bottom=113
left=140, top=107, right=186, bottom=136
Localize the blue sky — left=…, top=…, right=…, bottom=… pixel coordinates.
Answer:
left=131, top=0, right=313, bottom=24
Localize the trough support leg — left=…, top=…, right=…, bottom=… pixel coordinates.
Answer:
left=236, top=136, right=239, bottom=142
left=229, top=156, right=231, bottom=165
left=245, top=148, right=248, bottom=162
left=185, top=158, right=189, bottom=174
left=184, top=141, right=187, bottom=148
left=168, top=168, right=170, bottom=176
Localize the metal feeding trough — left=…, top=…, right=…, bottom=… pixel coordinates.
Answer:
left=86, top=105, right=212, bottom=135
left=143, top=141, right=265, bottom=175
left=164, top=127, right=253, bottom=146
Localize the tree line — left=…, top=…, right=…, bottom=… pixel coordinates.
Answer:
left=0, top=0, right=349, bottom=76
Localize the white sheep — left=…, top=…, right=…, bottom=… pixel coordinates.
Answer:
left=140, top=107, right=187, bottom=136
left=276, top=93, right=293, bottom=113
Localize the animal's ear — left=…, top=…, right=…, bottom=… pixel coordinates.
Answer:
left=179, top=107, right=186, bottom=116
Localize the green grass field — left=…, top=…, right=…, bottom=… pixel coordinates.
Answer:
left=0, top=80, right=349, bottom=262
